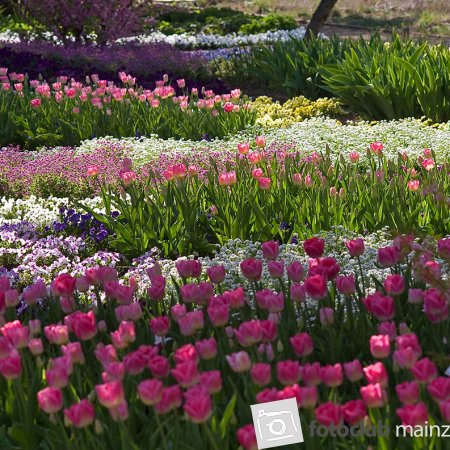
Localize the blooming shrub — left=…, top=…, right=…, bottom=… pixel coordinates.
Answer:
left=252, top=96, right=342, bottom=127
left=21, top=0, right=142, bottom=45
left=0, top=233, right=448, bottom=449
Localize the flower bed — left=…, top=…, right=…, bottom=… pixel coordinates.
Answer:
left=0, top=230, right=448, bottom=449
left=0, top=69, right=254, bottom=148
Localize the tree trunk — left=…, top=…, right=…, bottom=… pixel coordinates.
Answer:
left=305, top=0, right=338, bottom=38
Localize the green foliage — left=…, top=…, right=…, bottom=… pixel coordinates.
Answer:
left=221, top=33, right=450, bottom=121
left=153, top=8, right=296, bottom=36
left=219, top=35, right=349, bottom=100
left=239, top=13, right=297, bottom=34
left=321, top=34, right=450, bottom=122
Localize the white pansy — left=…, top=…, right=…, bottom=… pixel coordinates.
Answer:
left=0, top=196, right=104, bottom=228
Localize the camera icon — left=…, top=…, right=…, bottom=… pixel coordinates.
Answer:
left=251, top=398, right=304, bottom=449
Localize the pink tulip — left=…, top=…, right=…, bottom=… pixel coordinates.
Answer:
left=424, top=288, right=449, bottom=323
left=38, top=387, right=63, bottom=414
left=237, top=142, right=250, bottom=154
left=370, top=141, right=383, bottom=156
left=255, top=136, right=266, bottom=148
left=384, top=274, right=405, bottom=296
left=363, top=362, right=388, bottom=387
left=218, top=171, right=237, bottom=186
left=223, top=287, right=245, bottom=309
left=427, top=377, right=450, bottom=402
left=290, top=283, right=307, bottom=304
left=199, top=370, right=222, bottom=394
left=305, top=274, right=328, bottom=300
left=207, top=265, right=226, bottom=284
left=345, top=238, right=365, bottom=257
left=1, top=320, right=29, bottom=349
left=255, top=289, right=284, bottom=313
left=174, top=344, right=198, bottom=364
left=184, top=393, right=213, bottom=424
left=247, top=151, right=261, bottom=164
left=240, top=258, right=262, bottom=281
left=95, top=381, right=124, bottom=408
left=226, top=351, right=251, bottom=373
left=299, top=386, right=318, bottom=408
left=250, top=363, right=271, bottom=386
left=154, top=385, right=182, bottom=415
left=303, top=237, right=325, bottom=258
left=28, top=338, right=43, bottom=356
left=62, top=342, right=84, bottom=365
left=51, top=273, right=76, bottom=297
left=437, top=238, right=450, bottom=260
left=342, top=399, right=367, bottom=425
left=421, top=158, right=435, bottom=171
left=268, top=260, right=284, bottom=279
left=300, top=363, right=321, bottom=386
left=207, top=298, right=229, bottom=327
left=360, top=383, right=387, bottom=408
left=376, top=321, right=396, bottom=341
left=252, top=168, right=263, bottom=179
left=290, top=332, right=314, bottom=357
left=64, top=399, right=95, bottom=428
left=349, top=151, right=360, bottom=163
left=171, top=361, right=199, bottom=388
left=320, top=363, right=343, bottom=387
left=362, top=292, right=395, bottom=321
left=261, top=240, right=279, bottom=260
left=258, top=177, right=271, bottom=190
left=439, top=400, right=450, bottom=422
left=315, top=402, right=343, bottom=426
left=69, top=311, right=97, bottom=340
left=397, top=402, right=428, bottom=427
left=286, top=261, right=305, bottom=282
left=319, top=307, right=334, bottom=326
left=396, top=381, right=420, bottom=405
left=370, top=335, right=391, bottom=359
left=277, top=360, right=300, bottom=385
left=393, top=348, right=419, bottom=369
left=411, top=358, right=437, bottom=383
left=343, top=359, right=363, bottom=382
left=0, top=350, right=22, bottom=379
left=176, top=259, right=201, bottom=278
left=407, top=288, right=424, bottom=304
left=292, top=173, right=302, bottom=185
left=237, top=425, right=258, bottom=450
left=336, top=275, right=355, bottom=295
left=44, top=324, right=69, bottom=345
left=234, top=320, right=263, bottom=347
left=378, top=246, right=402, bottom=267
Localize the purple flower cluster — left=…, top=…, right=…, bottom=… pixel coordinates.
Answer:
left=0, top=41, right=218, bottom=90
left=0, top=221, right=122, bottom=286
left=0, top=144, right=127, bottom=198
left=50, top=206, right=111, bottom=243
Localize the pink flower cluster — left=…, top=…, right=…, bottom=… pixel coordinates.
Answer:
left=0, top=234, right=449, bottom=447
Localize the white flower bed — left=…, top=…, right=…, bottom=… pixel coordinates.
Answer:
left=73, top=117, right=450, bottom=166
left=0, top=27, right=323, bottom=50
left=117, top=27, right=319, bottom=49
